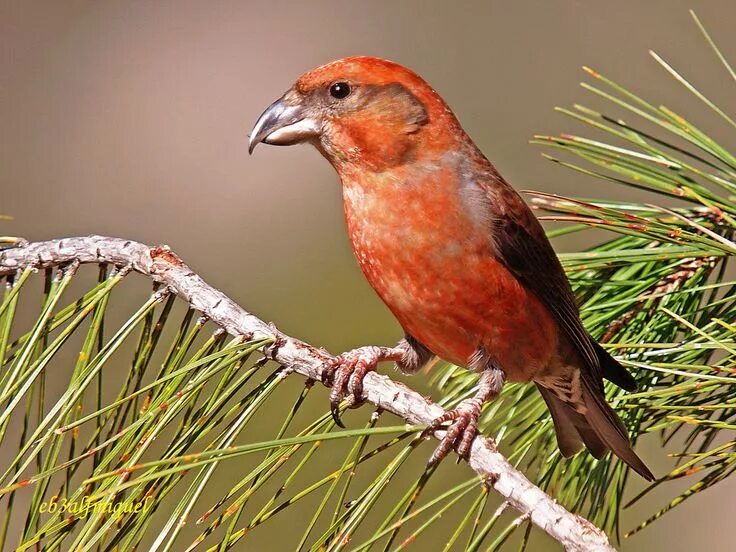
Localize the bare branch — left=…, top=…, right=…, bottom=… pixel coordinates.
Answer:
left=0, top=236, right=615, bottom=551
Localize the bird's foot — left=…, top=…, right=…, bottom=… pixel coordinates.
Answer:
left=322, top=345, right=404, bottom=427
left=423, top=367, right=505, bottom=466
left=424, top=397, right=484, bottom=466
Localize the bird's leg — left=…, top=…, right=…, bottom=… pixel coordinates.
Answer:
left=323, top=345, right=404, bottom=427
left=425, top=367, right=505, bottom=465
left=394, top=334, right=435, bottom=374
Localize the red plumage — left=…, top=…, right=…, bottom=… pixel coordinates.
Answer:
left=250, top=56, right=653, bottom=480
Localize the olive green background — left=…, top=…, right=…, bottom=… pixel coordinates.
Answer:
left=2, top=1, right=735, bottom=550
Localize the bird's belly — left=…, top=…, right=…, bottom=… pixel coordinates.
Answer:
left=366, top=248, right=556, bottom=379
left=344, top=185, right=557, bottom=379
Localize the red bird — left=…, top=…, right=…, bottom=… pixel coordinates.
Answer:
left=249, top=56, right=653, bottom=480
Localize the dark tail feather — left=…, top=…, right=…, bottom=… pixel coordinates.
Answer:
left=537, top=385, right=583, bottom=457
left=538, top=385, right=608, bottom=459
left=582, top=376, right=653, bottom=480
left=593, top=340, right=637, bottom=392
left=537, top=380, right=654, bottom=481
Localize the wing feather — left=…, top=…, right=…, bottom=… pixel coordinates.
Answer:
left=479, top=174, right=601, bottom=380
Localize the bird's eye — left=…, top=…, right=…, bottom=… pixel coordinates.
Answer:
left=329, top=82, right=351, bottom=99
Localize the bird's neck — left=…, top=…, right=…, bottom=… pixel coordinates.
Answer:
left=338, top=152, right=474, bottom=246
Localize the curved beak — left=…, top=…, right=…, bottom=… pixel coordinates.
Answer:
left=248, top=94, right=320, bottom=154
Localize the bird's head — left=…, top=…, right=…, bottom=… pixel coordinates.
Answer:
left=249, top=56, right=463, bottom=172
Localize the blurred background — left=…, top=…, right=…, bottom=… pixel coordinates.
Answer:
left=2, top=1, right=734, bottom=550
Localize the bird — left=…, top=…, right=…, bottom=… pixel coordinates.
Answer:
left=248, top=56, right=653, bottom=480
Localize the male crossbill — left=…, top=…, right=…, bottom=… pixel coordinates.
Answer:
left=249, top=57, right=653, bottom=480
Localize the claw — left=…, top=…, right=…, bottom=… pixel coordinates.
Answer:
left=321, top=356, right=339, bottom=386
left=424, top=398, right=483, bottom=467
left=328, top=354, right=358, bottom=427
left=331, top=403, right=345, bottom=428
left=423, top=368, right=504, bottom=466
left=322, top=345, right=404, bottom=428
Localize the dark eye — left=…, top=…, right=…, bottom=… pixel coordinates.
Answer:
left=329, top=82, right=351, bottom=99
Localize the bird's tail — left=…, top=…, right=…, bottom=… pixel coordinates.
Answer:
left=537, top=378, right=654, bottom=481
left=593, top=339, right=637, bottom=392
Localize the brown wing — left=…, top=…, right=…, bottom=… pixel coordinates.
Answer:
left=487, top=181, right=602, bottom=382
left=459, top=155, right=635, bottom=389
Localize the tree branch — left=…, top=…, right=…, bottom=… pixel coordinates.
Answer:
left=0, top=236, right=614, bottom=551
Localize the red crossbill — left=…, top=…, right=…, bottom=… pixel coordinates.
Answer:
left=249, top=56, right=653, bottom=480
